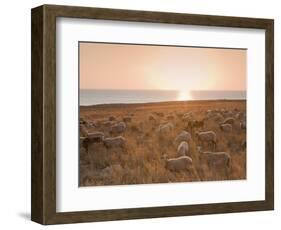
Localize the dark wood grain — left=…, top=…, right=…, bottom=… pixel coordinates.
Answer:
left=31, top=4, right=274, bottom=225
left=31, top=6, right=44, bottom=224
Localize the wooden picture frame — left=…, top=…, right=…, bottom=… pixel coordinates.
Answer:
left=31, top=4, right=274, bottom=225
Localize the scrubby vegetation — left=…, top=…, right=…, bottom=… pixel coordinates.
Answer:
left=79, top=100, right=246, bottom=186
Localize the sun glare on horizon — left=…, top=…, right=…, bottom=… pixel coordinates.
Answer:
left=177, top=90, right=193, bottom=101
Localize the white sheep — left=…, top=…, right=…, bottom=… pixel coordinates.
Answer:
left=220, top=124, right=232, bottom=132
left=235, top=112, right=244, bottom=120
left=174, top=131, right=191, bottom=145
left=177, top=141, right=189, bottom=157
left=80, top=124, right=89, bottom=136
left=165, top=156, right=193, bottom=171
left=87, top=131, right=105, bottom=142
left=197, top=146, right=230, bottom=169
left=221, top=117, right=235, bottom=125
left=223, top=110, right=234, bottom=118
left=103, top=136, right=125, bottom=148
left=213, top=113, right=224, bottom=122
left=157, top=122, right=174, bottom=136
left=195, top=131, right=217, bottom=149
left=110, top=121, right=126, bottom=133
left=182, top=112, right=193, bottom=122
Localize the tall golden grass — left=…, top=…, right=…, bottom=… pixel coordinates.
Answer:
left=79, top=100, right=246, bottom=186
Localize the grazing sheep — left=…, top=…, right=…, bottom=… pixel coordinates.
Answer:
left=103, top=136, right=125, bottom=148
left=110, top=121, right=126, bottom=134
left=213, top=113, right=224, bottom=122
left=86, top=164, right=123, bottom=181
left=101, top=164, right=123, bottom=177
left=223, top=111, right=234, bottom=118
left=221, top=117, right=235, bottom=125
left=87, top=131, right=105, bottom=142
left=80, top=124, right=88, bottom=136
left=220, top=124, right=232, bottom=133
left=174, top=131, right=192, bottom=145
left=123, top=116, right=132, bottom=122
left=240, top=121, right=246, bottom=130
left=182, top=112, right=193, bottom=122
left=188, top=119, right=204, bottom=132
left=197, top=146, right=231, bottom=169
left=80, top=118, right=87, bottom=125
left=195, top=131, right=217, bottom=149
left=206, top=110, right=214, bottom=119
left=156, top=122, right=174, bottom=136
left=235, top=112, right=244, bottom=120
left=101, top=120, right=115, bottom=127
left=177, top=141, right=189, bottom=157
left=165, top=156, right=193, bottom=171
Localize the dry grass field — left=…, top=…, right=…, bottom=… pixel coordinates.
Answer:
left=79, top=100, right=246, bottom=187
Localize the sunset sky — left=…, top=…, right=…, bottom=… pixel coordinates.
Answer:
left=79, top=42, right=246, bottom=91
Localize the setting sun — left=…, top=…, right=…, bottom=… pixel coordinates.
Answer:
left=177, top=90, right=192, bottom=101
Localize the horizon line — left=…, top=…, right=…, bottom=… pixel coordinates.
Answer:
left=80, top=88, right=246, bottom=91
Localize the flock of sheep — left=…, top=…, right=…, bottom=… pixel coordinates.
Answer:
left=80, top=105, right=246, bottom=186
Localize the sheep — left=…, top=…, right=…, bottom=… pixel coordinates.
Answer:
left=101, top=120, right=115, bottom=127
left=101, top=164, right=123, bottom=178
left=103, top=136, right=125, bottom=148
left=235, top=112, right=244, bottom=120
left=87, top=131, right=105, bottom=142
left=80, top=124, right=89, bottom=137
left=195, top=131, right=217, bottom=149
left=123, top=116, right=132, bottom=122
left=223, top=110, right=234, bottom=118
left=156, top=122, right=174, bottom=136
left=182, top=112, right=193, bottom=122
left=240, top=121, right=246, bottom=130
left=197, top=146, right=231, bottom=169
left=165, top=156, right=193, bottom=171
left=174, top=131, right=191, bottom=145
left=110, top=121, right=126, bottom=134
left=177, top=141, right=189, bottom=157
left=79, top=118, right=87, bottom=125
left=206, top=110, right=214, bottom=119
left=220, top=124, right=232, bottom=133
left=84, top=164, right=123, bottom=181
left=187, top=119, right=204, bottom=132
left=213, top=113, right=224, bottom=122
left=221, top=117, right=235, bottom=125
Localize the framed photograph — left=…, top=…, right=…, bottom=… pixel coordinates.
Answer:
left=31, top=4, right=274, bottom=225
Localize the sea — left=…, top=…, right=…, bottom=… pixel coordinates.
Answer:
left=80, top=89, right=246, bottom=106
